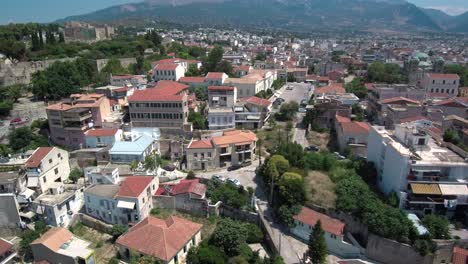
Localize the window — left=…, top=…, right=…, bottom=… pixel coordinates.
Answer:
left=43, top=177, right=47, bottom=183
left=49, top=159, right=52, bottom=164
left=432, top=80, right=435, bottom=84
left=453, top=80, right=456, bottom=84
left=54, top=168, right=59, bottom=174
left=57, top=153, right=61, bottom=158
left=208, top=152, right=211, bottom=158
left=194, top=153, right=198, bottom=158
left=443, top=80, right=446, bottom=84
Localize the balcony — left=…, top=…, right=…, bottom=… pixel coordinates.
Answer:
left=64, top=121, right=89, bottom=131
left=62, top=108, right=92, bottom=122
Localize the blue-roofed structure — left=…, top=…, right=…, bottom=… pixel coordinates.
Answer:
left=407, top=213, right=429, bottom=236
left=109, top=135, right=156, bottom=163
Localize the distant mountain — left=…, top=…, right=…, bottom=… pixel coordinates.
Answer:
left=57, top=0, right=468, bottom=33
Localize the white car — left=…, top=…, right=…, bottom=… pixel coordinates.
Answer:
left=212, top=175, right=226, bottom=183
left=298, top=108, right=307, bottom=113
left=227, top=178, right=241, bottom=187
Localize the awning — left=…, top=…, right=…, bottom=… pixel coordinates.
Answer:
left=410, top=183, right=441, bottom=195
left=212, top=96, right=220, bottom=101
left=117, top=200, right=135, bottom=209
left=27, top=177, right=39, bottom=188
left=439, top=184, right=468, bottom=196
left=246, top=115, right=260, bottom=120
left=19, top=211, right=36, bottom=219
left=20, top=188, right=35, bottom=199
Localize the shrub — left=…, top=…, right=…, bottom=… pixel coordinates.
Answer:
left=245, top=223, right=263, bottom=244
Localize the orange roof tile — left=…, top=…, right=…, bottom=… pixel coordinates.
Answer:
left=212, top=130, right=257, bottom=146
left=0, top=238, right=13, bottom=255
left=26, top=147, right=54, bottom=168
left=31, top=227, right=73, bottom=252
left=294, top=207, right=345, bottom=236
left=179, top=77, right=205, bottom=83
left=117, top=176, right=154, bottom=198
left=239, top=96, right=272, bottom=107
left=453, top=247, right=468, bottom=264
left=187, top=139, right=213, bottom=149
left=380, top=97, right=420, bottom=105
left=85, top=128, right=118, bottom=137
left=206, top=72, right=226, bottom=79
left=116, top=216, right=202, bottom=262
left=427, top=73, right=459, bottom=79
left=340, top=122, right=370, bottom=135
left=129, top=81, right=188, bottom=102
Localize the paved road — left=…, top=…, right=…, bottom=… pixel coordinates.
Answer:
left=196, top=159, right=260, bottom=189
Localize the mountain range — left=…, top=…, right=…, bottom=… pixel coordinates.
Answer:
left=58, top=0, right=468, bottom=33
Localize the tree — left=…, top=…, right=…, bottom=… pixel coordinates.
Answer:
left=308, top=220, right=327, bottom=264
left=68, top=168, right=83, bottom=183
left=102, top=58, right=128, bottom=75
left=186, top=64, right=201, bottom=77
left=276, top=101, right=299, bottom=121
left=255, top=52, right=267, bottom=61
left=111, top=224, right=127, bottom=240
left=421, top=214, right=450, bottom=239
left=268, top=155, right=290, bottom=176
left=285, top=121, right=294, bottom=142
left=202, top=45, right=224, bottom=73
left=188, top=111, right=207, bottom=129
left=8, top=126, right=33, bottom=151
left=444, top=64, right=468, bottom=87
left=345, top=78, right=367, bottom=99
left=144, top=155, right=160, bottom=171
left=351, top=103, right=364, bottom=121
left=278, top=172, right=306, bottom=206
left=367, top=61, right=402, bottom=84
left=210, top=218, right=248, bottom=256
left=58, top=32, right=65, bottom=43
left=130, top=160, right=139, bottom=171
left=187, top=170, right=196, bottom=179
left=443, top=129, right=461, bottom=145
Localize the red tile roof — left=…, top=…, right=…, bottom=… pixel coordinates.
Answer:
left=129, top=81, right=188, bottom=102
left=335, top=114, right=351, bottom=123
left=116, top=216, right=202, bottom=262
left=452, top=247, right=468, bottom=264
left=294, top=207, right=345, bottom=236
left=380, top=96, right=420, bottom=105
left=179, top=77, right=205, bottom=83
left=0, top=238, right=13, bottom=256
left=208, top=86, right=235, bottom=91
left=364, top=83, right=376, bottom=90
left=212, top=130, right=257, bottom=146
left=168, top=179, right=206, bottom=197
left=26, top=147, right=54, bottom=168
left=239, top=96, right=272, bottom=107
left=31, top=227, right=73, bottom=252
left=153, top=58, right=184, bottom=65
left=427, top=73, right=460, bottom=79
left=314, top=83, right=345, bottom=94
left=85, top=128, right=119, bottom=137
left=434, top=97, right=468, bottom=108
left=234, top=65, right=251, bottom=72
left=206, top=72, right=226, bottom=79
left=187, top=139, right=213, bottom=149
left=117, top=176, right=154, bottom=198
left=155, top=64, right=179, bottom=71
left=340, top=121, right=370, bottom=135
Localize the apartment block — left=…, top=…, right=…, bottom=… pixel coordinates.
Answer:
left=128, top=81, right=191, bottom=131
left=421, top=73, right=460, bottom=97
left=186, top=130, right=257, bottom=170
left=367, top=122, right=468, bottom=216
left=153, top=63, right=185, bottom=82
left=46, top=94, right=111, bottom=149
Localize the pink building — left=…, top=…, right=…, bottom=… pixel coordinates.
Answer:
left=46, top=94, right=111, bottom=149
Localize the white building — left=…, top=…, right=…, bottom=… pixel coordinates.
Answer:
left=84, top=166, right=120, bottom=185
left=32, top=183, right=84, bottom=227
left=367, top=122, right=468, bottom=215
left=153, top=64, right=185, bottom=82
left=421, top=73, right=460, bottom=97
left=84, top=176, right=158, bottom=225
left=291, top=207, right=361, bottom=258
left=25, top=147, right=70, bottom=194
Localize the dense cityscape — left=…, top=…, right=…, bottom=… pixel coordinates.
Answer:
left=0, top=1, right=468, bottom=264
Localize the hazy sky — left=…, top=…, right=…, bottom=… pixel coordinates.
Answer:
left=1, top=0, right=468, bottom=24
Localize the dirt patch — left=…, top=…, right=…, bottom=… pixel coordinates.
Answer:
left=306, top=130, right=330, bottom=150
left=305, top=171, right=336, bottom=209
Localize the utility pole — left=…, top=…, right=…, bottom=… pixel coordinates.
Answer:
left=278, top=232, right=282, bottom=255
left=269, top=176, right=274, bottom=205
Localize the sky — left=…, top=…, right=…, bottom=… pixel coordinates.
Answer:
left=1, top=0, right=468, bottom=25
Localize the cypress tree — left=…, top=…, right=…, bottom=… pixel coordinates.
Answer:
left=59, top=32, right=65, bottom=43
left=308, top=220, right=327, bottom=264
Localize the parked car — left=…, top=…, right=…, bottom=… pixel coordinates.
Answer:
left=334, top=152, right=346, bottom=160
left=227, top=178, right=241, bottom=187
left=9, top=117, right=29, bottom=127
left=227, top=164, right=242, bottom=171
left=286, top=86, right=293, bottom=90
left=212, top=175, right=226, bottom=183
left=304, top=145, right=319, bottom=152
left=300, top=99, right=308, bottom=107
left=298, top=108, right=307, bottom=113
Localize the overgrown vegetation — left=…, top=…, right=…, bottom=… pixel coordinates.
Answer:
left=366, top=61, right=404, bottom=84
left=206, top=180, right=251, bottom=209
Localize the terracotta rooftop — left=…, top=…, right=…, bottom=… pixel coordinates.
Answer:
left=340, top=121, right=370, bottom=135
left=335, top=114, right=351, bottom=123
left=206, top=72, right=226, bottom=79
left=0, top=238, right=13, bottom=256
left=85, top=128, right=119, bottom=137
left=187, top=139, right=213, bottom=149
left=31, top=227, right=73, bottom=252
left=117, top=176, right=154, bottom=198
left=314, top=83, right=345, bottom=94
left=155, top=63, right=179, bottom=71
left=208, top=86, right=235, bottom=91
left=179, top=77, right=205, bottom=83
left=26, top=147, right=54, bottom=168
left=434, top=97, right=468, bottom=108
left=453, top=247, right=468, bottom=264
left=427, top=73, right=460, bottom=79
left=380, top=96, right=421, bottom=105
left=239, top=96, right=272, bottom=107
left=129, top=81, right=188, bottom=102
left=399, top=115, right=429, bottom=124
left=212, top=130, right=257, bottom=146
left=156, top=179, right=207, bottom=197
left=293, top=207, right=345, bottom=236
left=116, top=216, right=202, bottom=262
